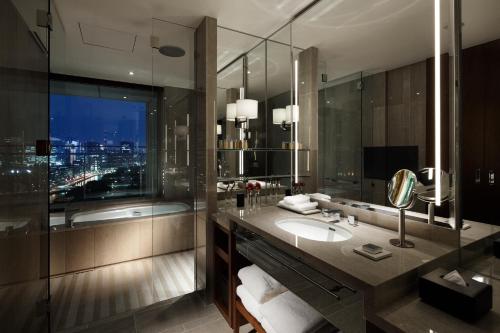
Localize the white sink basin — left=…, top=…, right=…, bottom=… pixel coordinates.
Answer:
left=275, top=218, right=352, bottom=242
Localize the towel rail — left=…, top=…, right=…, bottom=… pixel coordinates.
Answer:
left=235, top=227, right=356, bottom=300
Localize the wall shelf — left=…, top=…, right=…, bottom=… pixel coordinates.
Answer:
left=217, top=174, right=310, bottom=182
left=217, top=148, right=309, bottom=152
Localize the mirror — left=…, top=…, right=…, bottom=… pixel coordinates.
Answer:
left=388, top=169, right=417, bottom=209
left=388, top=169, right=417, bottom=248
left=415, top=168, right=450, bottom=203
left=290, top=0, right=456, bottom=228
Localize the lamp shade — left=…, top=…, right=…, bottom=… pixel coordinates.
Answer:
left=286, top=105, right=299, bottom=123
left=273, top=108, right=286, bottom=124
left=226, top=103, right=237, bottom=121
left=236, top=99, right=258, bottom=119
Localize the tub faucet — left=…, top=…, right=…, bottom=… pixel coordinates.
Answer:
left=65, top=207, right=79, bottom=228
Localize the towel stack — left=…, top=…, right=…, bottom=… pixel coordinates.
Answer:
left=237, top=264, right=328, bottom=333
left=278, top=194, right=319, bottom=213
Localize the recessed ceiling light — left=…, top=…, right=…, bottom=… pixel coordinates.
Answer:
left=247, top=71, right=251, bottom=74
left=129, top=71, right=134, bottom=76
left=123, top=96, right=127, bottom=99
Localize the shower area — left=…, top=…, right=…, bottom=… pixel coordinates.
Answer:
left=0, top=1, right=201, bottom=332
left=319, top=64, right=429, bottom=208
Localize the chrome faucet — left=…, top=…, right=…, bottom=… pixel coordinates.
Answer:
left=65, top=207, right=79, bottom=228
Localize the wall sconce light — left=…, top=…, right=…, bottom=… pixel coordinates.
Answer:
left=273, top=105, right=299, bottom=131
left=226, top=103, right=236, bottom=122
left=217, top=124, right=222, bottom=135
left=235, top=87, right=258, bottom=128
left=226, top=88, right=258, bottom=128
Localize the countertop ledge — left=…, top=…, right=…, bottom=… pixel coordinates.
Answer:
left=218, top=206, right=458, bottom=288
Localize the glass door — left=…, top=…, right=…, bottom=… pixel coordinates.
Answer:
left=0, top=0, right=50, bottom=332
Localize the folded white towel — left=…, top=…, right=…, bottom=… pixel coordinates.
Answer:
left=238, top=265, right=287, bottom=303
left=308, top=193, right=331, bottom=201
left=260, top=291, right=323, bottom=333
left=261, top=318, right=279, bottom=333
left=284, top=194, right=310, bottom=205
left=279, top=200, right=318, bottom=211
left=236, top=285, right=263, bottom=322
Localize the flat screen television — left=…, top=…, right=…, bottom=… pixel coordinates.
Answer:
left=363, top=146, right=419, bottom=181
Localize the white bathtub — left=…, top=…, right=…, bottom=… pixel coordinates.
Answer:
left=50, top=202, right=191, bottom=226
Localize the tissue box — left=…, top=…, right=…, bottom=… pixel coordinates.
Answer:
left=494, top=238, right=500, bottom=258
left=419, top=268, right=492, bottom=321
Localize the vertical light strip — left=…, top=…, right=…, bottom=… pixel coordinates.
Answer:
left=294, top=59, right=299, bottom=184
left=434, top=0, right=442, bottom=206
left=186, top=114, right=190, bottom=166
left=174, top=120, right=177, bottom=165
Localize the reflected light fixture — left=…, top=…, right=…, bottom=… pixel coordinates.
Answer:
left=434, top=0, right=441, bottom=206
left=217, top=124, right=222, bottom=135
left=226, top=103, right=236, bottom=121
left=129, top=71, right=134, bottom=76
left=235, top=87, right=258, bottom=127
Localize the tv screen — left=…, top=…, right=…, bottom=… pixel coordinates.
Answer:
left=363, top=146, right=419, bottom=181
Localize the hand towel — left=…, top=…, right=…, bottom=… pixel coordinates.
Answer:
left=284, top=194, right=310, bottom=205
left=260, top=291, right=323, bottom=333
left=238, top=265, right=287, bottom=303
left=261, top=318, right=279, bottom=333
left=236, top=285, right=263, bottom=322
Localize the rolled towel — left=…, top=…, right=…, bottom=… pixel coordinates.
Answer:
left=308, top=193, right=331, bottom=201
left=279, top=200, right=318, bottom=211
left=284, top=194, right=310, bottom=205
left=238, top=265, right=287, bottom=303
left=236, top=285, right=263, bottom=322
left=260, top=291, right=324, bottom=333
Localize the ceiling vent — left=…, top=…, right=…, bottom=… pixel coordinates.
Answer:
left=79, top=23, right=137, bottom=52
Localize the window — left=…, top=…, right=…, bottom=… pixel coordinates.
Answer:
left=50, top=89, right=148, bottom=204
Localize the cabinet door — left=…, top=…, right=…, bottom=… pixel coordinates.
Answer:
left=484, top=40, right=500, bottom=225
left=462, top=45, right=487, bottom=223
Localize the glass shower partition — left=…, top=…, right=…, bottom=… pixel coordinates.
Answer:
left=151, top=18, right=196, bottom=304
left=0, top=0, right=50, bottom=332
left=318, top=73, right=363, bottom=200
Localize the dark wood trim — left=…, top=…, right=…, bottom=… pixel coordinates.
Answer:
left=234, top=299, right=266, bottom=333
left=49, top=73, right=163, bottom=93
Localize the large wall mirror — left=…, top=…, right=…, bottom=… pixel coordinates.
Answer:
left=459, top=0, right=500, bottom=281
left=290, top=0, right=458, bottom=229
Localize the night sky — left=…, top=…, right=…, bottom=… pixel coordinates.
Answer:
left=50, top=94, right=147, bottom=146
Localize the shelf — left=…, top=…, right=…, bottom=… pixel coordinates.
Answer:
left=215, top=246, right=229, bottom=263
left=217, top=174, right=310, bottom=182
left=217, top=148, right=310, bottom=152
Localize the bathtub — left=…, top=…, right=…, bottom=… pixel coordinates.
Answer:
left=50, top=202, right=191, bottom=227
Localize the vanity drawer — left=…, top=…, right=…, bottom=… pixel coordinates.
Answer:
left=234, top=226, right=365, bottom=333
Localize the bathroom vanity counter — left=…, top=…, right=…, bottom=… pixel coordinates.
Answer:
left=222, top=206, right=457, bottom=289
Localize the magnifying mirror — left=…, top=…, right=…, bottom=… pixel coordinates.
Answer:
left=387, top=169, right=417, bottom=248
left=415, top=168, right=450, bottom=225
left=415, top=168, right=450, bottom=202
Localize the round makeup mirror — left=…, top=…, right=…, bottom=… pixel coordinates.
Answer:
left=414, top=168, right=450, bottom=225
left=415, top=168, right=450, bottom=203
left=388, top=169, right=417, bottom=209
left=387, top=169, right=417, bottom=248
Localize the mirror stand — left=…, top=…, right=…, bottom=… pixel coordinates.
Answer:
left=427, top=202, right=435, bottom=225
left=390, top=209, right=415, bottom=248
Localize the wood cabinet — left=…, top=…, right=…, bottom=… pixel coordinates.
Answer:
left=462, top=39, right=500, bottom=225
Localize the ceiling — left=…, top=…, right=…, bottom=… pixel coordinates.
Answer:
left=12, top=0, right=500, bottom=97
left=47, top=0, right=311, bottom=88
